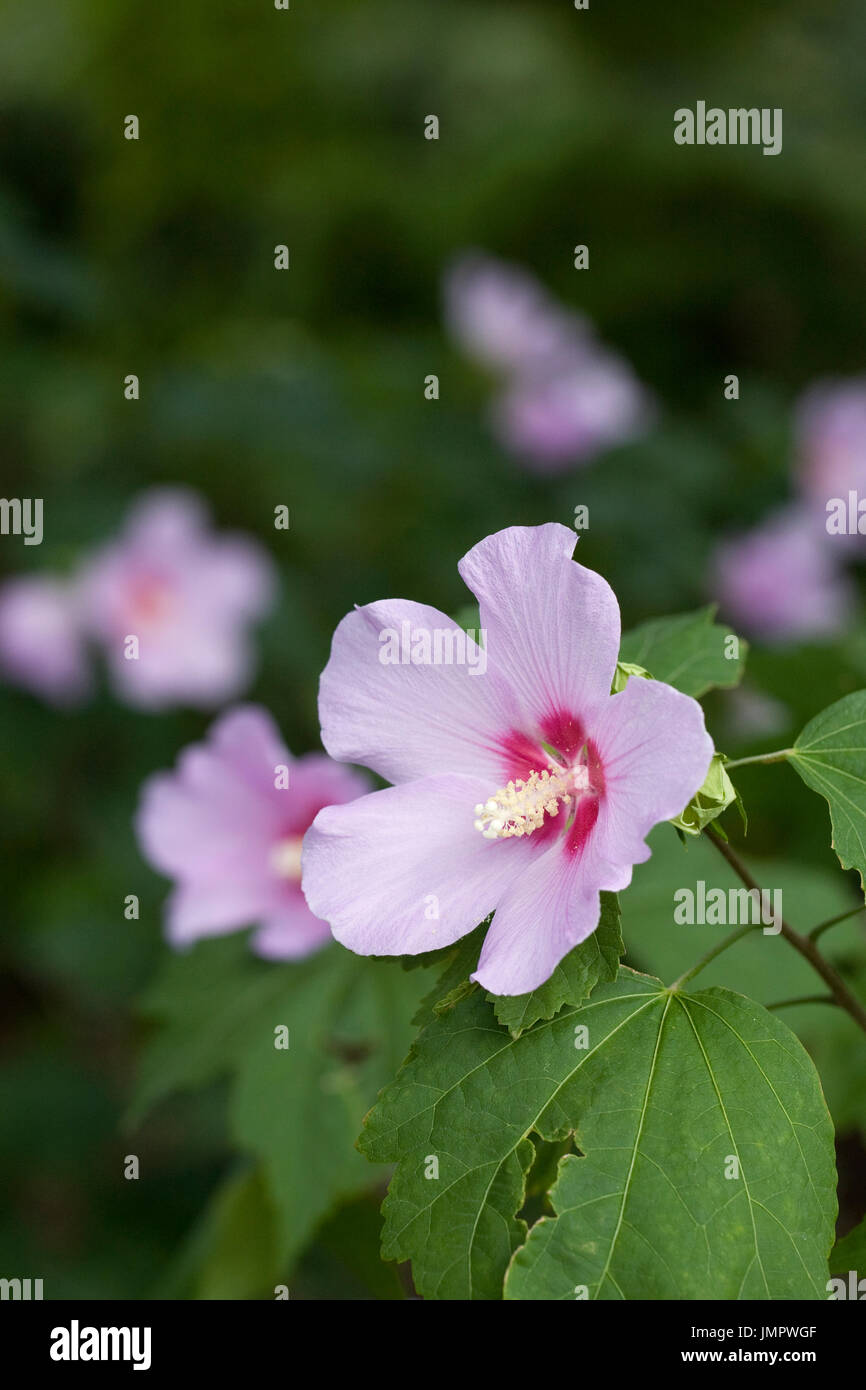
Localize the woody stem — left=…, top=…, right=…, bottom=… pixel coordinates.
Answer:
left=704, top=826, right=866, bottom=1035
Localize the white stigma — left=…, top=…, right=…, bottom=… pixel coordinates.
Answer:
left=269, top=835, right=304, bottom=879
left=474, top=765, right=590, bottom=840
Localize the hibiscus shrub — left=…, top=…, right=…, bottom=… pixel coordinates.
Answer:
left=133, top=525, right=866, bottom=1300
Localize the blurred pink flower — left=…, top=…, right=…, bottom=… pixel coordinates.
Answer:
left=796, top=376, right=866, bottom=549
left=797, top=376, right=866, bottom=500
left=136, top=705, right=368, bottom=958
left=491, top=353, right=652, bottom=473
left=0, top=575, right=91, bottom=706
left=77, top=488, right=275, bottom=710
left=443, top=252, right=585, bottom=376
left=711, top=505, right=853, bottom=643
left=443, top=251, right=653, bottom=470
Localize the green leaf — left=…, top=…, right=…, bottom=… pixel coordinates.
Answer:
left=387, top=917, right=488, bottom=976
left=670, top=752, right=737, bottom=836
left=611, top=660, right=652, bottom=694
left=609, top=666, right=736, bottom=837
left=306, top=1193, right=406, bottom=1301
left=193, top=1168, right=280, bottom=1301
left=489, top=891, right=623, bottom=1036
left=407, top=895, right=623, bottom=1038
left=129, top=934, right=287, bottom=1122
left=622, top=825, right=866, bottom=1136
left=505, top=977, right=836, bottom=1300
left=411, top=923, right=487, bottom=1025
left=231, top=950, right=425, bottom=1268
left=361, top=969, right=836, bottom=1300
left=148, top=1165, right=280, bottom=1300
left=610, top=666, right=738, bottom=836
left=131, top=937, right=430, bottom=1271
left=829, top=1217, right=866, bottom=1281
left=619, top=605, right=746, bottom=697
left=790, top=691, right=866, bottom=893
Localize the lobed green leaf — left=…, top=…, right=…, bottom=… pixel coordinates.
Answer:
left=619, top=605, right=746, bottom=697
left=791, top=690, right=866, bottom=894
left=361, top=968, right=836, bottom=1300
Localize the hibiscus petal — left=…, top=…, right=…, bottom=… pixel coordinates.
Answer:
left=318, top=598, right=518, bottom=783
left=457, top=523, right=620, bottom=733
left=165, top=875, right=281, bottom=946
left=282, top=754, right=369, bottom=832
left=136, top=774, right=267, bottom=877
left=302, top=774, right=538, bottom=956
left=135, top=707, right=287, bottom=876
left=201, top=536, right=276, bottom=618
left=207, top=705, right=290, bottom=789
left=125, top=487, right=207, bottom=551
left=107, top=622, right=255, bottom=710
left=472, top=840, right=601, bottom=995
left=584, top=676, right=714, bottom=890
left=474, top=676, right=713, bottom=996
left=252, top=891, right=333, bottom=960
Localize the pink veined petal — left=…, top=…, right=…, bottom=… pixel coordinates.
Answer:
left=252, top=892, right=334, bottom=960
left=582, top=676, right=714, bottom=891
left=318, top=598, right=521, bottom=785
left=301, top=774, right=539, bottom=957
left=472, top=839, right=602, bottom=995
left=457, top=524, right=620, bottom=735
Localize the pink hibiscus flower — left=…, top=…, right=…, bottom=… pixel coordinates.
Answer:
left=796, top=376, right=866, bottom=507
left=0, top=575, right=91, bottom=706
left=77, top=488, right=276, bottom=710
left=443, top=251, right=653, bottom=472
left=711, top=504, right=853, bottom=643
left=442, top=251, right=585, bottom=376
left=136, top=705, right=368, bottom=959
left=302, top=524, right=713, bottom=995
left=490, top=352, right=652, bottom=473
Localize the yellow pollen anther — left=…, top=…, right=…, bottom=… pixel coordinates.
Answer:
left=474, top=767, right=578, bottom=840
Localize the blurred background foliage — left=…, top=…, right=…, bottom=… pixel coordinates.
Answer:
left=2, top=0, right=866, bottom=1297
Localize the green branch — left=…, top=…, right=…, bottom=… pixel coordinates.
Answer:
left=704, top=826, right=866, bottom=1036
left=723, top=748, right=793, bottom=771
